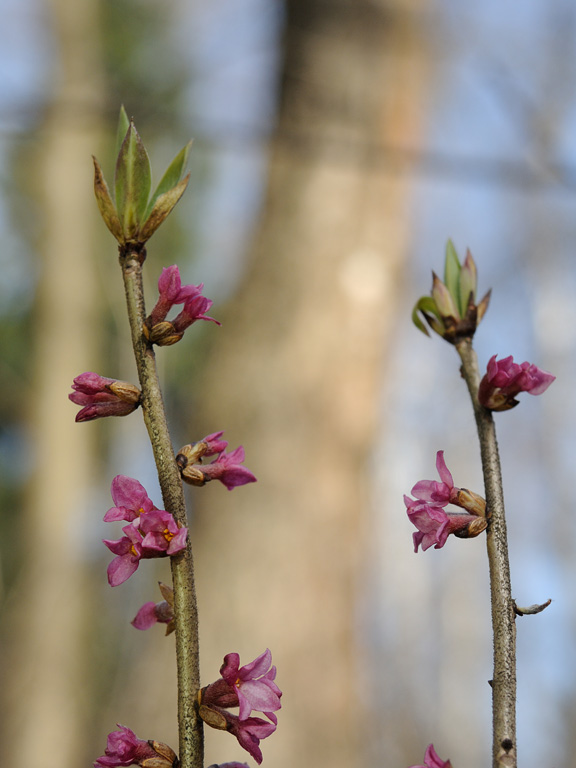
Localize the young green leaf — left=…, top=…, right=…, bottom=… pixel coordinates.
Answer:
left=115, top=123, right=152, bottom=239
left=443, top=239, right=461, bottom=311
left=115, top=105, right=130, bottom=159
left=146, top=140, right=193, bottom=219
left=458, top=249, right=477, bottom=316
left=140, top=174, right=191, bottom=242
left=92, top=157, right=124, bottom=243
left=412, top=296, right=441, bottom=336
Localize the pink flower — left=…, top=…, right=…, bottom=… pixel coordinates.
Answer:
left=404, top=496, right=486, bottom=553
left=104, top=475, right=157, bottom=522
left=411, top=451, right=456, bottom=506
left=147, top=265, right=190, bottom=326
left=200, top=431, right=229, bottom=456
left=199, top=704, right=276, bottom=766
left=103, top=524, right=144, bottom=586
left=172, top=285, right=220, bottom=332
left=176, top=432, right=230, bottom=467
left=227, top=714, right=276, bottom=765
left=200, top=650, right=281, bottom=763
left=200, top=446, right=257, bottom=490
left=409, top=743, right=452, bottom=768
left=132, top=582, right=175, bottom=633
left=144, top=265, right=220, bottom=345
left=104, top=509, right=187, bottom=587
left=178, top=441, right=257, bottom=491
left=139, top=509, right=188, bottom=556
left=69, top=372, right=140, bottom=422
left=410, top=452, right=486, bottom=516
left=220, top=649, right=282, bottom=721
left=94, top=724, right=176, bottom=767
left=478, top=354, right=555, bottom=411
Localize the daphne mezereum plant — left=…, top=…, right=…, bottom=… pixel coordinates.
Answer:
left=406, top=242, right=555, bottom=768
left=69, top=108, right=281, bottom=768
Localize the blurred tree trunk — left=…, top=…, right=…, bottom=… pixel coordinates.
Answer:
left=193, top=2, right=429, bottom=766
left=1, top=1, right=105, bottom=766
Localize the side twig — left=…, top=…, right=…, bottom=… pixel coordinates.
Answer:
left=120, top=244, right=203, bottom=768
left=456, top=338, right=517, bottom=768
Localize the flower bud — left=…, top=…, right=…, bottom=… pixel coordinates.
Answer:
left=176, top=456, right=206, bottom=487
left=454, top=487, right=486, bottom=517
left=143, top=320, right=184, bottom=347
left=94, top=725, right=178, bottom=768
left=177, top=435, right=256, bottom=490
left=132, top=583, right=175, bottom=634
left=199, top=704, right=228, bottom=731
left=69, top=372, right=141, bottom=422
left=146, top=740, right=178, bottom=766
left=412, top=241, right=491, bottom=344
left=108, top=380, right=142, bottom=404
left=453, top=516, right=488, bottom=539
left=478, top=355, right=555, bottom=411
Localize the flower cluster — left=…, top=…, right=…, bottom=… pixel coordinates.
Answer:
left=199, top=649, right=282, bottom=764
left=69, top=372, right=141, bottom=422
left=94, top=724, right=177, bottom=768
left=404, top=451, right=487, bottom=552
left=409, top=743, right=452, bottom=768
left=176, top=432, right=257, bottom=491
left=103, top=476, right=187, bottom=586
left=478, top=354, right=555, bottom=411
left=144, top=265, right=220, bottom=346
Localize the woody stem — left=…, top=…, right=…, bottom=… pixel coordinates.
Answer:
left=456, top=338, right=517, bottom=768
left=119, top=244, right=203, bottom=768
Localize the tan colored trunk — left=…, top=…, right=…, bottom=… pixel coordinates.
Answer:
left=2, top=0, right=105, bottom=765
left=193, top=3, right=430, bottom=766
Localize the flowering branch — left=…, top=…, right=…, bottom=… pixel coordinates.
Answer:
left=119, top=242, right=203, bottom=768
left=87, top=112, right=269, bottom=768
left=410, top=241, right=554, bottom=767
left=456, top=338, right=517, bottom=768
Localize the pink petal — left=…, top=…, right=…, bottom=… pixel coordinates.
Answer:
left=239, top=680, right=282, bottom=716
left=111, top=475, right=154, bottom=515
left=107, top=554, right=139, bottom=586
left=526, top=366, right=555, bottom=395
left=167, top=527, right=188, bottom=554
left=240, top=649, right=272, bottom=681
left=435, top=451, right=453, bottom=488
left=131, top=602, right=159, bottom=630
left=158, top=265, right=182, bottom=301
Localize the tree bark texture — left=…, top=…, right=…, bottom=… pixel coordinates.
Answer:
left=1, top=1, right=105, bottom=766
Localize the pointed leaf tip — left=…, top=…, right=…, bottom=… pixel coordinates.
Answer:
left=140, top=173, right=190, bottom=241
left=93, top=156, right=124, bottom=242
left=115, top=106, right=130, bottom=158
left=146, top=140, right=193, bottom=219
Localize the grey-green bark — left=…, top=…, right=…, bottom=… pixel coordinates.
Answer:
left=457, top=339, right=517, bottom=768
left=120, top=245, right=203, bottom=768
